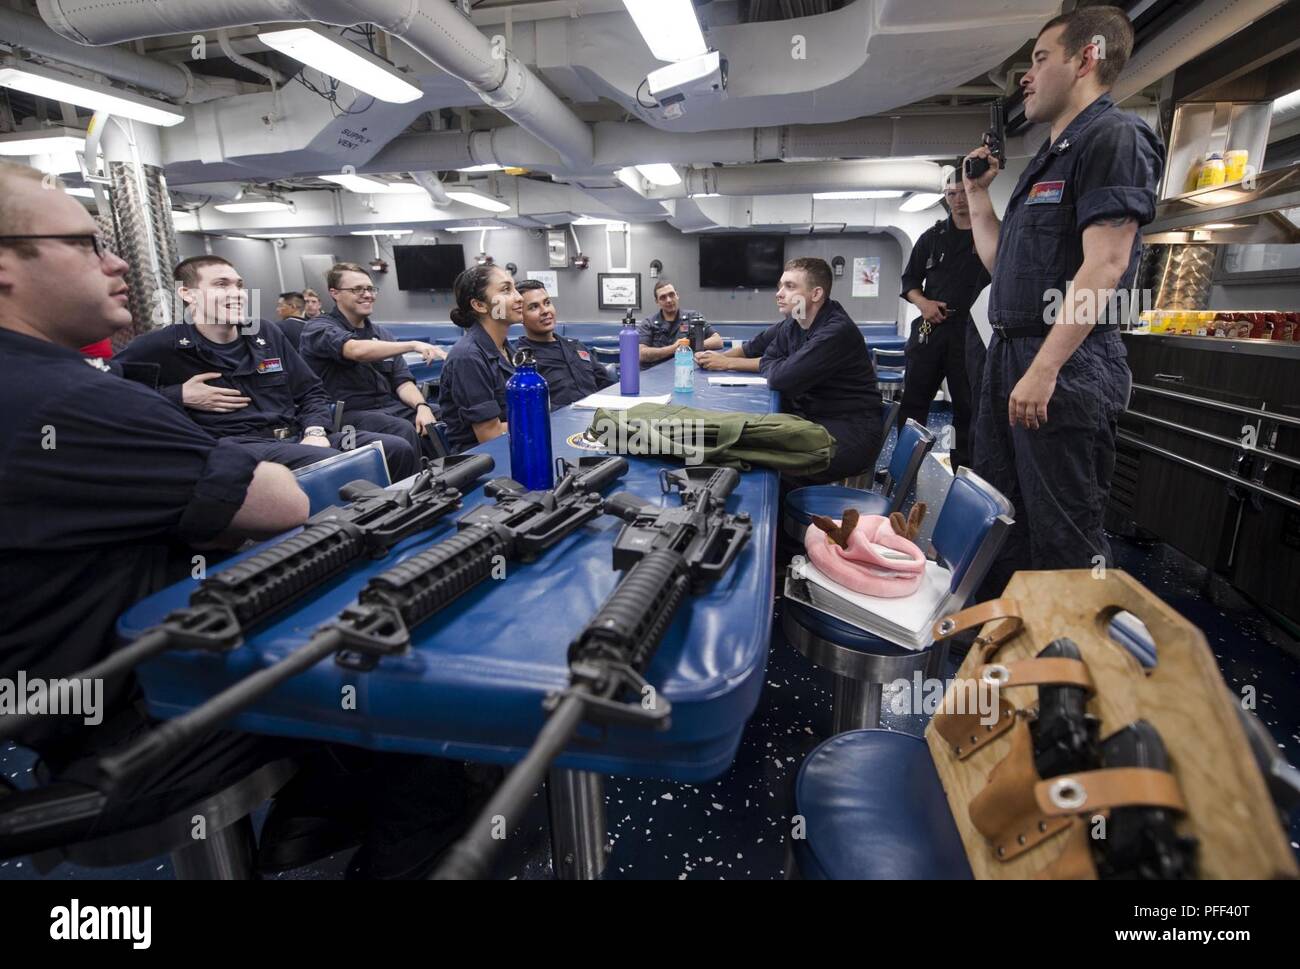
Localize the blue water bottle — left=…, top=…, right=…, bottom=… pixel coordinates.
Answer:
left=674, top=340, right=694, bottom=393
left=619, top=309, right=640, bottom=396
left=506, top=347, right=554, bottom=490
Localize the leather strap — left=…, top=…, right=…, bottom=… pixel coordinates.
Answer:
left=980, top=657, right=1095, bottom=692
left=1033, top=821, right=1099, bottom=880
left=932, top=694, right=1017, bottom=760
left=1035, top=768, right=1187, bottom=816
left=932, top=598, right=1023, bottom=660
left=969, top=716, right=1072, bottom=860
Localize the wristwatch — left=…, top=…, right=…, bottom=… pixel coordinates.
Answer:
left=415, top=403, right=433, bottom=413
left=303, top=426, right=328, bottom=439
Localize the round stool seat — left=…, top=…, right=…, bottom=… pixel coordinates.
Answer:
left=794, top=729, right=971, bottom=880
left=783, top=485, right=890, bottom=542
left=781, top=599, right=934, bottom=683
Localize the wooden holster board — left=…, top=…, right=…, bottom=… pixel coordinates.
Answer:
left=924, top=570, right=1297, bottom=879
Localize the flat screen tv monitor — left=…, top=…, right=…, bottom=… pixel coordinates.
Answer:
left=698, top=234, right=785, bottom=289
left=394, top=244, right=466, bottom=291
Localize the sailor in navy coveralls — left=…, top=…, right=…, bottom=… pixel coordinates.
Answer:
left=962, top=8, right=1163, bottom=593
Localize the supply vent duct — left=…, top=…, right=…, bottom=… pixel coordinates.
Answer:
left=37, top=0, right=596, bottom=168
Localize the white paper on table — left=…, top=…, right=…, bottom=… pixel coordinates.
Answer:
left=571, top=392, right=673, bottom=410
left=706, top=376, right=768, bottom=386
left=791, top=557, right=953, bottom=649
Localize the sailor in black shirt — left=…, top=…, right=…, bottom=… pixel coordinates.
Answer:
left=759, top=257, right=882, bottom=484
left=515, top=279, right=613, bottom=408
left=274, top=291, right=309, bottom=350
left=899, top=171, right=992, bottom=470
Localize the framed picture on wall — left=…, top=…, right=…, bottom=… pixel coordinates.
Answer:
left=598, top=272, right=641, bottom=310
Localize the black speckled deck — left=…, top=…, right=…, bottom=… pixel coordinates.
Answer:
left=4, top=407, right=1297, bottom=879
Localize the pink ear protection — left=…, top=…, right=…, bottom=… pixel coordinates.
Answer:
left=804, top=513, right=926, bottom=598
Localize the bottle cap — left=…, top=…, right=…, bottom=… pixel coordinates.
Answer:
left=511, top=346, right=536, bottom=367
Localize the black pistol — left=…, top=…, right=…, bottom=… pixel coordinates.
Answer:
left=964, top=99, right=1006, bottom=181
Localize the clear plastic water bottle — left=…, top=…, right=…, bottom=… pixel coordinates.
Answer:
left=619, top=309, right=640, bottom=396
left=506, top=347, right=554, bottom=490
left=674, top=339, right=694, bottom=393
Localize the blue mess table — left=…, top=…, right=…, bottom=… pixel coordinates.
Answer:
left=119, top=359, right=781, bottom=878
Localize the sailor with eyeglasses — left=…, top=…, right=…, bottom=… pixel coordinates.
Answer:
left=300, top=261, right=448, bottom=462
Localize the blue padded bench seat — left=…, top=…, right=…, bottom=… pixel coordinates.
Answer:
left=292, top=442, right=389, bottom=515
left=794, top=729, right=972, bottom=880
left=785, top=484, right=889, bottom=529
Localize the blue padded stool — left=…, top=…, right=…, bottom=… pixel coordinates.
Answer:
left=783, top=468, right=1013, bottom=733
left=783, top=417, right=935, bottom=543
left=292, top=441, right=390, bottom=514
left=873, top=347, right=906, bottom=401
left=792, top=730, right=971, bottom=879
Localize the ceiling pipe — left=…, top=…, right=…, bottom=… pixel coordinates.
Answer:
left=36, top=0, right=596, bottom=169
left=361, top=115, right=989, bottom=175
left=644, top=159, right=947, bottom=200
left=0, top=6, right=241, bottom=103
left=1112, top=0, right=1288, bottom=102
left=408, top=170, right=452, bottom=208
left=217, top=27, right=285, bottom=86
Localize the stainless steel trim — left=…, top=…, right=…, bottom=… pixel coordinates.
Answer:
left=1131, top=383, right=1300, bottom=429
left=1125, top=410, right=1300, bottom=472
left=1118, top=433, right=1300, bottom=512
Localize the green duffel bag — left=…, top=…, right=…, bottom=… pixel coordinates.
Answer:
left=586, top=403, right=835, bottom=475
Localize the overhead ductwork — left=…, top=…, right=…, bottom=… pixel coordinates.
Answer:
left=644, top=159, right=947, bottom=200
left=362, top=115, right=989, bottom=176
left=506, top=0, right=1061, bottom=132
left=1113, top=0, right=1289, bottom=103
left=36, top=0, right=596, bottom=168
left=408, top=170, right=451, bottom=209
left=0, top=6, right=244, bottom=102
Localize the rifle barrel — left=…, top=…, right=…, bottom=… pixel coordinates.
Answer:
left=433, top=690, right=589, bottom=880
left=98, top=629, right=344, bottom=787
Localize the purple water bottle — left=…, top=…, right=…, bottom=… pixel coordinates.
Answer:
left=619, top=309, right=640, bottom=396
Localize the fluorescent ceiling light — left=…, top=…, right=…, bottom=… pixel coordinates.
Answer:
left=636, top=163, right=681, bottom=186
left=457, top=164, right=504, bottom=173
left=247, top=233, right=315, bottom=238
left=320, top=173, right=431, bottom=195
left=615, top=167, right=644, bottom=193
left=814, top=191, right=906, bottom=200
left=381, top=181, right=431, bottom=195
left=1274, top=87, right=1300, bottom=114
left=446, top=226, right=500, bottom=232
left=0, top=129, right=85, bottom=155
left=351, top=229, right=413, bottom=236
left=572, top=216, right=626, bottom=226
left=1201, top=223, right=1245, bottom=230
left=446, top=188, right=511, bottom=213
left=0, top=61, right=184, bottom=127
left=258, top=25, right=421, bottom=104
left=688, top=192, right=721, bottom=199
left=215, top=199, right=293, bottom=213
left=900, top=192, right=944, bottom=212
left=31, top=150, right=81, bottom=175
left=64, top=187, right=94, bottom=199
left=321, top=172, right=392, bottom=193
left=622, top=0, right=708, bottom=61
left=172, top=210, right=198, bottom=228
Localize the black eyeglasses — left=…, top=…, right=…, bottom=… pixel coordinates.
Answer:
left=0, top=233, right=114, bottom=260
left=336, top=285, right=378, bottom=296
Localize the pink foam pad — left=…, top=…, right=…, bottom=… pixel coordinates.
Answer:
left=804, top=515, right=926, bottom=598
